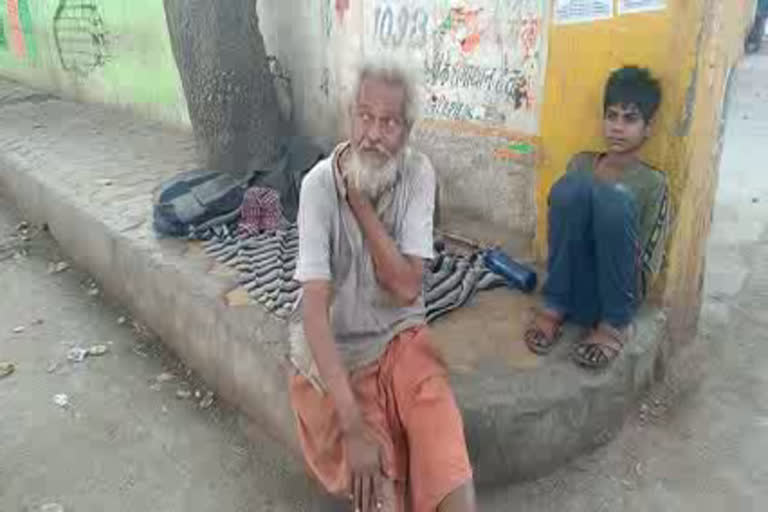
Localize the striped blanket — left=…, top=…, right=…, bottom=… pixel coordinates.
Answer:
left=198, top=224, right=506, bottom=322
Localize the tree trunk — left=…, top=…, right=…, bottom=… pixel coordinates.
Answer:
left=163, top=0, right=282, bottom=174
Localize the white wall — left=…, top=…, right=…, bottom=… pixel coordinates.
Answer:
left=251, top=1, right=551, bottom=243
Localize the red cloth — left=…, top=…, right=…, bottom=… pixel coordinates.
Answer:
left=238, top=186, right=282, bottom=236
left=290, top=326, right=473, bottom=511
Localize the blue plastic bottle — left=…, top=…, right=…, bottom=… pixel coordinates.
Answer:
left=483, top=248, right=538, bottom=293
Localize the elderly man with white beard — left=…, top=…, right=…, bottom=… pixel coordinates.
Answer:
left=288, top=63, right=477, bottom=512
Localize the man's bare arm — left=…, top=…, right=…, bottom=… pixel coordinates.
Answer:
left=303, top=280, right=384, bottom=511
left=301, top=280, right=362, bottom=430
left=346, top=187, right=423, bottom=306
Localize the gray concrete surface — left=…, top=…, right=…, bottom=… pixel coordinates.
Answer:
left=0, top=80, right=300, bottom=456
left=442, top=304, right=665, bottom=484
left=0, top=193, right=337, bottom=512
left=412, top=124, right=537, bottom=249
left=0, top=76, right=666, bottom=485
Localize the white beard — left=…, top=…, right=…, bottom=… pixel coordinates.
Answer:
left=346, top=148, right=400, bottom=203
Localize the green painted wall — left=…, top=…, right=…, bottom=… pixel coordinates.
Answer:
left=0, top=0, right=188, bottom=127
left=0, top=9, right=6, bottom=52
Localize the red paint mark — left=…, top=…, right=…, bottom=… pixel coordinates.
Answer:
left=445, top=7, right=485, bottom=55
left=6, top=0, right=27, bottom=58
left=494, top=148, right=519, bottom=161
left=335, top=0, right=349, bottom=21
left=460, top=33, right=481, bottom=54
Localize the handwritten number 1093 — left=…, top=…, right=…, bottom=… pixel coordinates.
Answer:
left=374, top=5, right=428, bottom=48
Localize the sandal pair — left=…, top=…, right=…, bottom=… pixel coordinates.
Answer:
left=524, top=309, right=631, bottom=370
left=572, top=323, right=633, bottom=370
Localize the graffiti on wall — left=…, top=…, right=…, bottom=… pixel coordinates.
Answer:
left=53, top=0, right=109, bottom=77
left=364, top=0, right=549, bottom=133
left=336, top=0, right=349, bottom=21
left=321, top=0, right=333, bottom=38
left=0, top=11, right=6, bottom=50
left=6, top=0, right=36, bottom=60
left=320, top=67, right=330, bottom=98
left=372, top=4, right=430, bottom=48
left=494, top=139, right=537, bottom=163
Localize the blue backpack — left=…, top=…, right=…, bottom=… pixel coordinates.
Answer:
left=153, top=169, right=251, bottom=237
left=153, top=137, right=327, bottom=237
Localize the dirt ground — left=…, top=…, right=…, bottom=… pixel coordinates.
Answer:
left=1, top=55, right=767, bottom=512
left=0, top=196, right=335, bottom=512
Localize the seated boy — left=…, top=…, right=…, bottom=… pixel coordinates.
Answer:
left=525, top=66, right=670, bottom=370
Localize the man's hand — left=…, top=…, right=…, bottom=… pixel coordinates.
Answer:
left=345, top=179, right=369, bottom=212
left=344, top=421, right=383, bottom=512
left=344, top=180, right=423, bottom=306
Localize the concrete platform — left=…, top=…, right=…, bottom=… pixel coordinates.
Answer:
left=0, top=81, right=667, bottom=485
left=432, top=291, right=665, bottom=483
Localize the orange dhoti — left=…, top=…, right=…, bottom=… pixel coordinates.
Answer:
left=290, top=326, right=473, bottom=512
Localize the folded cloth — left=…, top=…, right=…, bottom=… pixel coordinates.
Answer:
left=290, top=326, right=473, bottom=512
left=199, top=227, right=506, bottom=327
left=238, top=186, right=283, bottom=236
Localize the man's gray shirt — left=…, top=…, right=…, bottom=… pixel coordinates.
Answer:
left=290, top=142, right=436, bottom=384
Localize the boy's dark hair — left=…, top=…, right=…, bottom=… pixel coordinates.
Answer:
left=604, top=66, right=662, bottom=123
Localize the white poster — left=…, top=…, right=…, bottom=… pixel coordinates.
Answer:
left=554, top=0, right=613, bottom=24
left=363, top=0, right=550, bottom=133
left=619, top=0, right=666, bottom=14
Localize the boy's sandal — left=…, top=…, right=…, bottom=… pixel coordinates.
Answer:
left=524, top=308, right=565, bottom=355
left=572, top=323, right=632, bottom=370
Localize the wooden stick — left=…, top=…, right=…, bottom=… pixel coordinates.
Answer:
left=434, top=229, right=484, bottom=250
